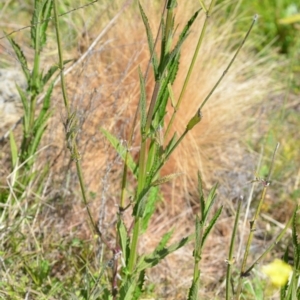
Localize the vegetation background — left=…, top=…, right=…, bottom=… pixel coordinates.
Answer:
left=0, top=0, right=299, bottom=299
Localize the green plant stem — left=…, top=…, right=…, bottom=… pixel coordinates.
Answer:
left=125, top=1, right=169, bottom=274
left=199, top=14, right=257, bottom=111
left=145, top=81, right=161, bottom=132
left=53, top=0, right=70, bottom=114
left=244, top=213, right=293, bottom=275
left=119, top=0, right=167, bottom=209
left=52, top=0, right=98, bottom=239
left=128, top=0, right=179, bottom=273
left=127, top=122, right=150, bottom=273
left=192, top=216, right=204, bottom=291
left=235, top=143, right=280, bottom=299
left=165, top=0, right=215, bottom=139
left=226, top=197, right=242, bottom=300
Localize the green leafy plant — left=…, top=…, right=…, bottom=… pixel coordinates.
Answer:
left=188, top=173, right=222, bottom=299
left=1, top=0, right=299, bottom=299
left=3, top=0, right=71, bottom=201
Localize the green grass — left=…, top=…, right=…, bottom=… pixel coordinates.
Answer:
left=0, top=0, right=299, bottom=299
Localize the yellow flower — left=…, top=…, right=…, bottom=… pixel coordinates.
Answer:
left=262, top=259, right=293, bottom=287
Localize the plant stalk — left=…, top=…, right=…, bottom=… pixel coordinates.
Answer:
left=226, top=197, right=242, bottom=300
left=235, top=143, right=279, bottom=299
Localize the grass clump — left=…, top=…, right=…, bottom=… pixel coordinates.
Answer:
left=0, top=0, right=299, bottom=299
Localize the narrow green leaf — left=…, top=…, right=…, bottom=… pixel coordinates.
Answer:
left=153, top=54, right=180, bottom=128
left=134, top=186, right=151, bottom=218
left=31, top=0, right=41, bottom=48
left=202, top=206, right=223, bottom=247
left=139, top=2, right=154, bottom=53
left=168, top=53, right=180, bottom=85
left=100, top=128, right=138, bottom=177
left=159, top=18, right=167, bottom=70
left=136, top=233, right=193, bottom=272
left=40, top=0, right=53, bottom=48
left=156, top=230, right=174, bottom=252
left=9, top=131, right=18, bottom=169
left=187, top=275, right=200, bottom=300
left=6, top=35, right=30, bottom=82
left=198, top=172, right=205, bottom=220
left=160, top=9, right=200, bottom=74
left=34, top=81, right=53, bottom=132
left=119, top=275, right=138, bottom=300
left=30, top=111, right=51, bottom=158
left=167, top=0, right=178, bottom=9
left=164, top=132, right=177, bottom=157
left=204, top=182, right=218, bottom=220
left=138, top=2, right=158, bottom=75
left=132, top=270, right=145, bottom=300
left=42, top=59, right=73, bottom=86
left=118, top=219, right=128, bottom=262
left=138, top=67, right=147, bottom=133
left=141, top=186, right=159, bottom=233
left=145, top=143, right=161, bottom=187
left=194, top=215, right=202, bottom=260
left=15, top=84, right=29, bottom=133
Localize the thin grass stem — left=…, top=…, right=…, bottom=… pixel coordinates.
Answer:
left=53, top=0, right=105, bottom=244
left=199, top=14, right=258, bottom=111
left=226, top=197, right=242, bottom=300
left=243, top=214, right=293, bottom=275
left=235, top=143, right=280, bottom=299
